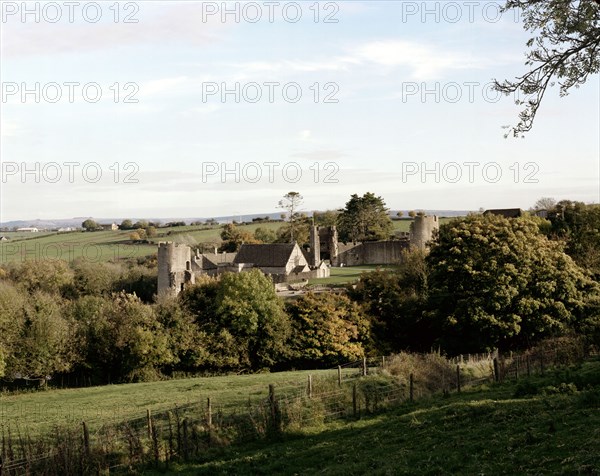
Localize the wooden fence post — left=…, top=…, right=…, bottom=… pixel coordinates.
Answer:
left=456, top=365, right=461, bottom=393
left=515, top=356, right=519, bottom=380
left=206, top=397, right=212, bottom=429
left=82, top=421, right=90, bottom=460
left=526, top=355, right=531, bottom=377
left=382, top=356, right=385, bottom=369
left=409, top=374, right=414, bottom=402
left=307, top=375, right=313, bottom=399
left=493, top=357, right=499, bottom=383
left=362, top=357, right=367, bottom=377
left=147, top=409, right=153, bottom=440
left=337, top=365, right=342, bottom=387
left=151, top=419, right=160, bottom=467
left=352, top=383, right=357, bottom=418
left=268, top=384, right=281, bottom=435
left=182, top=418, right=189, bottom=460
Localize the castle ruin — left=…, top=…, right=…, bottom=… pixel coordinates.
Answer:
left=157, top=216, right=439, bottom=296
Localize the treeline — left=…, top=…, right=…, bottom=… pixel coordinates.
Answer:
left=0, top=258, right=369, bottom=385
left=0, top=202, right=599, bottom=387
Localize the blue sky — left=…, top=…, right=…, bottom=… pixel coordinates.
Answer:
left=1, top=1, right=599, bottom=221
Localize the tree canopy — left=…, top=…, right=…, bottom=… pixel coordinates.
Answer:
left=427, top=214, right=596, bottom=353
left=337, top=192, right=393, bottom=242
left=494, top=0, right=600, bottom=136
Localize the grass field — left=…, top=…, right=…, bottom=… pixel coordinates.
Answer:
left=0, top=218, right=457, bottom=264
left=154, top=359, right=600, bottom=475
left=0, top=367, right=356, bottom=438
left=308, top=265, right=398, bottom=285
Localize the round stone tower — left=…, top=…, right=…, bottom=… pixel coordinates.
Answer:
left=158, top=242, right=193, bottom=296
left=410, top=215, right=439, bottom=249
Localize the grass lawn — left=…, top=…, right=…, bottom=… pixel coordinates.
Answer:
left=0, top=367, right=355, bottom=438
left=308, top=265, right=398, bottom=286
left=153, top=359, right=600, bottom=475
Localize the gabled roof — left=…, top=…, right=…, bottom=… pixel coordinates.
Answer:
left=483, top=208, right=523, bottom=218
left=233, top=243, right=299, bottom=267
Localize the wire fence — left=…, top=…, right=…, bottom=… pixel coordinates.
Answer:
left=0, top=341, right=589, bottom=475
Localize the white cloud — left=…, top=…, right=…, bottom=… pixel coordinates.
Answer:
left=353, top=40, right=483, bottom=80
left=140, top=76, right=190, bottom=97
left=225, top=40, right=485, bottom=82
left=0, top=120, right=20, bottom=138
left=299, top=130, right=311, bottom=140
left=1, top=4, right=229, bottom=57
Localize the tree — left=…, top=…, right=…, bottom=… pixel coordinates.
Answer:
left=286, top=293, right=369, bottom=367
left=337, top=192, right=393, bottom=242
left=70, top=292, right=173, bottom=382
left=71, top=259, right=123, bottom=296
left=153, top=294, right=209, bottom=373
left=348, top=249, right=432, bottom=354
left=120, top=219, right=133, bottom=230
left=8, top=292, right=80, bottom=379
left=427, top=213, right=595, bottom=353
left=254, top=226, right=277, bottom=243
left=274, top=215, right=311, bottom=247
left=533, top=197, right=557, bottom=211
left=82, top=219, right=99, bottom=231
left=0, top=281, right=27, bottom=378
left=396, top=211, right=404, bottom=219
left=215, top=270, right=290, bottom=370
left=313, top=210, right=339, bottom=227
left=219, top=223, right=258, bottom=252
left=10, top=259, right=74, bottom=296
left=134, top=220, right=149, bottom=229
left=546, top=201, right=600, bottom=278
left=493, top=0, right=600, bottom=137
left=408, top=210, right=416, bottom=218
left=145, top=226, right=157, bottom=238
left=278, top=192, right=303, bottom=242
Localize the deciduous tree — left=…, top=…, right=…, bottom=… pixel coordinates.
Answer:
left=427, top=213, right=595, bottom=353
left=286, top=292, right=369, bottom=367
left=494, top=0, right=600, bottom=136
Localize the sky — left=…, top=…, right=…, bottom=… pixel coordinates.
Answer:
left=1, top=0, right=599, bottom=222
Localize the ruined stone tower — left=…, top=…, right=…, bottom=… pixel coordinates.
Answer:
left=308, top=225, right=340, bottom=265
left=309, top=226, right=321, bottom=267
left=157, top=242, right=195, bottom=297
left=409, top=215, right=439, bottom=249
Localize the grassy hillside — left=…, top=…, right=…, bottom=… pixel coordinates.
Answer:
left=155, top=359, right=600, bottom=475
left=0, top=367, right=353, bottom=437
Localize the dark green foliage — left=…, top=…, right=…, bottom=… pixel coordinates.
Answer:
left=348, top=250, right=432, bottom=353
left=181, top=271, right=290, bottom=371
left=546, top=201, right=600, bottom=278
left=337, top=192, right=393, bottom=242
left=427, top=213, right=596, bottom=353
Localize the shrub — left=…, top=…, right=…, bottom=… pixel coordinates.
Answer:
left=384, top=352, right=455, bottom=396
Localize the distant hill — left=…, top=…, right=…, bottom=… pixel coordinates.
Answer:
left=0, top=210, right=472, bottom=230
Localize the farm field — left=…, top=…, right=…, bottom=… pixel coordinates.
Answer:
left=0, top=218, right=457, bottom=264
left=0, top=366, right=357, bottom=438
left=155, top=359, right=600, bottom=475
